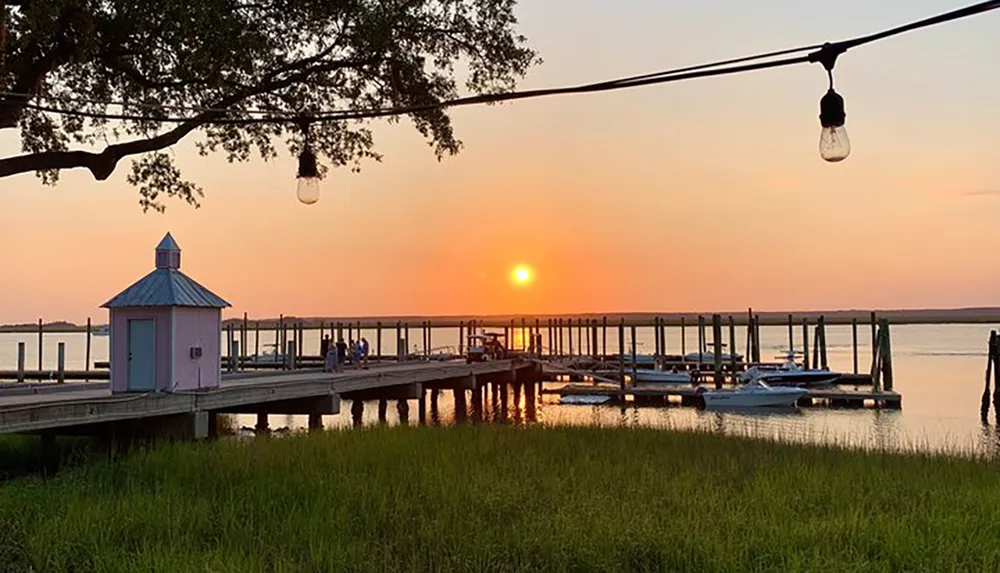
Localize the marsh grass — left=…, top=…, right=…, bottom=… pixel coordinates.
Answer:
left=2, top=426, right=1000, bottom=572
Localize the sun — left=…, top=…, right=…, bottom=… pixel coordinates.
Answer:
left=512, top=266, right=532, bottom=286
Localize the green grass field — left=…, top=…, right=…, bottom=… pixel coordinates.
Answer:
left=2, top=426, right=1000, bottom=572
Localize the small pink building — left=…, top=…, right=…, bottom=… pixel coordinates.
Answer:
left=102, top=233, right=230, bottom=393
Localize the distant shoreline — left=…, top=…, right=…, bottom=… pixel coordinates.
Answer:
left=2, top=307, right=999, bottom=332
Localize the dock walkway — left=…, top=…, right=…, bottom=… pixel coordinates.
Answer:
left=0, top=359, right=532, bottom=435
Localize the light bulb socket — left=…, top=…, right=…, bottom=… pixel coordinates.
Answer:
left=297, top=147, right=319, bottom=179
left=819, top=89, right=846, bottom=128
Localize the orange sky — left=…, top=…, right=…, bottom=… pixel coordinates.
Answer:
left=1, top=0, right=999, bottom=324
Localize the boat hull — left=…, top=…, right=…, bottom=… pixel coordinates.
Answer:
left=634, top=370, right=692, bottom=384
left=754, top=372, right=842, bottom=387
left=701, top=388, right=807, bottom=408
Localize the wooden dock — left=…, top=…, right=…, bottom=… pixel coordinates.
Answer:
left=543, top=383, right=902, bottom=409
left=0, top=359, right=538, bottom=436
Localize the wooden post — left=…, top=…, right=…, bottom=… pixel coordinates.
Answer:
left=254, top=321, right=260, bottom=362
left=618, top=319, right=625, bottom=389
left=787, top=314, right=794, bottom=356
left=745, top=308, right=753, bottom=365
left=812, top=322, right=820, bottom=369
left=801, top=318, right=809, bottom=370
left=681, top=316, right=686, bottom=357
left=630, top=324, right=638, bottom=381
left=851, top=318, right=859, bottom=374
left=226, top=324, right=234, bottom=372
left=819, top=316, right=828, bottom=370
left=232, top=340, right=240, bottom=373
left=287, top=340, right=297, bottom=370
left=728, top=316, right=737, bottom=382
left=376, top=322, right=383, bottom=361
left=277, top=314, right=284, bottom=359
left=16, top=342, right=25, bottom=383
left=57, top=342, right=65, bottom=383
left=983, top=331, right=996, bottom=420
left=404, top=322, right=410, bottom=359
left=754, top=315, right=762, bottom=363
left=37, top=318, right=43, bottom=372
left=870, top=311, right=878, bottom=359
left=870, top=323, right=883, bottom=393
left=602, top=316, right=608, bottom=359
left=880, top=319, right=893, bottom=392
left=568, top=320, right=574, bottom=359
left=591, top=318, right=601, bottom=362
left=85, top=317, right=92, bottom=374
left=712, top=315, right=723, bottom=389
left=697, top=315, right=705, bottom=372
left=457, top=322, right=464, bottom=356
left=242, top=312, right=249, bottom=360
left=659, top=316, right=667, bottom=359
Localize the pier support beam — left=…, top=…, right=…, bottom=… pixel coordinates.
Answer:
left=255, top=413, right=269, bottom=434
left=397, top=400, right=410, bottom=425
left=378, top=399, right=388, bottom=423
left=308, top=413, right=323, bottom=432
left=351, top=400, right=364, bottom=427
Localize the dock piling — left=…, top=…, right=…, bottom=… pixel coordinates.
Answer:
left=17, top=342, right=25, bottom=383
left=802, top=319, right=809, bottom=370
left=57, top=342, right=65, bottom=384
left=618, top=319, right=625, bottom=389
left=712, top=315, right=723, bottom=389
left=852, top=318, right=859, bottom=374
left=983, top=331, right=995, bottom=420
left=728, top=316, right=737, bottom=383
left=787, top=314, right=794, bottom=357
left=85, top=317, right=92, bottom=375
left=37, top=319, right=43, bottom=372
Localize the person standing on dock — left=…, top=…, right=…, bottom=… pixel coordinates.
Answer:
left=320, top=335, right=331, bottom=364
left=323, top=338, right=336, bottom=373
left=335, top=338, right=347, bottom=372
left=349, top=339, right=359, bottom=367
left=360, top=337, right=370, bottom=369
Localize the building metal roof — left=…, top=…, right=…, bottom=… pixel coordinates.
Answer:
left=156, top=232, right=180, bottom=252
left=102, top=233, right=230, bottom=309
left=102, top=268, right=231, bottom=309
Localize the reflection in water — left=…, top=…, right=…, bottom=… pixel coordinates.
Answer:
left=225, top=319, right=1000, bottom=458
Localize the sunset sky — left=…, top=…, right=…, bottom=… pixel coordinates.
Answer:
left=2, top=0, right=999, bottom=324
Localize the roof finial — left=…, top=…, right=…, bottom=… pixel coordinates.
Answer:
left=155, top=233, right=181, bottom=270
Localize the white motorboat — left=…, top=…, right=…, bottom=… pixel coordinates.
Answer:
left=697, top=379, right=807, bottom=408
left=684, top=351, right=743, bottom=363
left=633, top=369, right=693, bottom=385
left=253, top=343, right=286, bottom=363
left=560, top=395, right=613, bottom=406
left=740, top=359, right=841, bottom=387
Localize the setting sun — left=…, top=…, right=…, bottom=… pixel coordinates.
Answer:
left=513, top=266, right=532, bottom=286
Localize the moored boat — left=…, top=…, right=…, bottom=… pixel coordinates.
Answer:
left=697, top=379, right=806, bottom=408
left=740, top=359, right=841, bottom=387
left=633, top=369, right=693, bottom=385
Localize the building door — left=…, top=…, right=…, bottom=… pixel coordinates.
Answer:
left=127, top=319, right=157, bottom=391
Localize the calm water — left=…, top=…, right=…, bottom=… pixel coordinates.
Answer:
left=2, top=323, right=999, bottom=456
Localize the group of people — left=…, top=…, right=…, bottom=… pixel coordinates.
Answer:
left=321, top=335, right=370, bottom=372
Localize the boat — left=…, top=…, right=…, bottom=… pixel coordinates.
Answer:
left=633, top=369, right=693, bottom=385
left=560, top=395, right=613, bottom=406
left=697, top=379, right=807, bottom=408
left=92, top=325, right=110, bottom=336
left=683, top=351, right=743, bottom=363
left=253, top=343, right=286, bottom=363
left=739, top=357, right=841, bottom=387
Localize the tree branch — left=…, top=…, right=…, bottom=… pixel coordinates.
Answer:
left=0, top=56, right=375, bottom=179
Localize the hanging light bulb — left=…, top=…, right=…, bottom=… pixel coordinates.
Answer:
left=296, top=146, right=320, bottom=205
left=819, top=88, right=850, bottom=162
left=809, top=43, right=851, bottom=163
